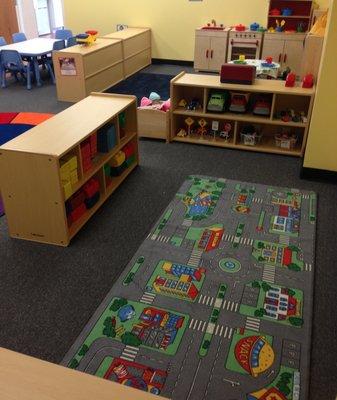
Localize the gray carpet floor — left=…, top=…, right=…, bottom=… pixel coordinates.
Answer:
left=0, top=66, right=336, bottom=400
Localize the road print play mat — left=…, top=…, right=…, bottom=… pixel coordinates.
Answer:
left=62, top=176, right=316, bottom=400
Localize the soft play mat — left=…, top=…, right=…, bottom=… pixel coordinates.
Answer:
left=0, top=112, right=53, bottom=216
left=63, top=176, right=316, bottom=399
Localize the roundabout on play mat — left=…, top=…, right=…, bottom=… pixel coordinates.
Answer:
left=219, top=258, right=241, bottom=273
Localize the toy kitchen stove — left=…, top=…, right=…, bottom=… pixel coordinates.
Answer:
left=227, top=28, right=263, bottom=62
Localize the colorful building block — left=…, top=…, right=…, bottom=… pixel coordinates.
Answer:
left=111, top=150, right=125, bottom=167
left=83, top=178, right=100, bottom=198
left=122, top=142, right=135, bottom=159
left=70, top=203, right=87, bottom=222
left=84, top=191, right=100, bottom=209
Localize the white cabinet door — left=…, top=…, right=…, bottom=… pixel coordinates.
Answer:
left=208, top=36, right=227, bottom=71
left=283, top=39, right=305, bottom=75
left=261, top=38, right=285, bottom=64
left=194, top=35, right=210, bottom=71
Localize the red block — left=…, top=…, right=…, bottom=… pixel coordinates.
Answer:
left=122, top=142, right=135, bottom=159
left=83, top=178, right=100, bottom=198
left=70, top=203, right=87, bottom=222
left=81, top=140, right=91, bottom=158
left=69, top=190, right=86, bottom=210
left=90, top=132, right=97, bottom=158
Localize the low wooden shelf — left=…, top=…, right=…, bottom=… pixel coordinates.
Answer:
left=169, top=72, right=315, bottom=157
left=102, top=27, right=151, bottom=78
left=0, top=93, right=139, bottom=246
left=53, top=39, right=124, bottom=102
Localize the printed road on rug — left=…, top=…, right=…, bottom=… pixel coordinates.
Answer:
left=62, top=176, right=316, bottom=400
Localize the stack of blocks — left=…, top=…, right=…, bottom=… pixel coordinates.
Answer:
left=60, top=155, right=78, bottom=200
left=80, top=132, right=97, bottom=173
left=119, top=112, right=126, bottom=140
left=66, top=177, right=100, bottom=225
left=97, top=123, right=116, bottom=153
left=105, top=141, right=136, bottom=183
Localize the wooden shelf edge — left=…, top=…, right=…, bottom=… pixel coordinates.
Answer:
left=68, top=162, right=138, bottom=239
left=172, top=109, right=307, bottom=128
left=172, top=136, right=302, bottom=157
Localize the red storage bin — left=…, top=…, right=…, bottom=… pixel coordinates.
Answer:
left=69, top=190, right=86, bottom=210
left=83, top=178, right=100, bottom=198
left=70, top=203, right=87, bottom=222
left=90, top=133, right=97, bottom=158
left=122, top=142, right=135, bottom=159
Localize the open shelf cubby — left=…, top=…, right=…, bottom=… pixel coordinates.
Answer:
left=0, top=93, right=139, bottom=246
left=170, top=72, right=315, bottom=157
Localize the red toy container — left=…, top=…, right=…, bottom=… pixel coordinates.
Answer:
left=302, top=74, right=314, bottom=88
left=70, top=203, right=87, bottom=222
left=235, top=24, right=246, bottom=31
left=69, top=190, right=86, bottom=210
left=122, top=142, right=135, bottom=159
left=285, top=73, right=296, bottom=87
left=89, top=132, right=97, bottom=158
left=83, top=178, right=100, bottom=198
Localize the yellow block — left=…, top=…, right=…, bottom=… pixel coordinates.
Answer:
left=111, top=150, right=125, bottom=167
left=62, top=180, right=73, bottom=200
left=70, top=169, right=78, bottom=185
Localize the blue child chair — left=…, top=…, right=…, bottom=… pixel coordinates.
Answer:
left=0, top=37, right=7, bottom=47
left=1, top=50, right=33, bottom=90
left=12, top=32, right=27, bottom=43
left=41, top=40, right=65, bottom=84
left=55, top=29, right=73, bottom=41
left=66, top=36, right=77, bottom=47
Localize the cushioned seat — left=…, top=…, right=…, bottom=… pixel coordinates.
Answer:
left=11, top=112, right=54, bottom=125
left=0, top=124, right=34, bottom=146
left=0, top=113, right=19, bottom=124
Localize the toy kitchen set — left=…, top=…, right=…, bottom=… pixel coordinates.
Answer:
left=193, top=0, right=316, bottom=77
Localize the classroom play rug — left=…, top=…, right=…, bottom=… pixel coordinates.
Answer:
left=63, top=176, right=316, bottom=400
left=107, top=72, right=173, bottom=105
left=0, top=112, right=53, bottom=216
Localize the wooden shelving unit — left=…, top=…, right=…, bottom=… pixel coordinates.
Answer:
left=169, top=72, right=315, bottom=157
left=267, top=0, right=314, bottom=32
left=102, top=27, right=151, bottom=79
left=0, top=93, right=139, bottom=246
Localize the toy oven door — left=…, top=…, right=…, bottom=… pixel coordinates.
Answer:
left=228, top=38, right=261, bottom=61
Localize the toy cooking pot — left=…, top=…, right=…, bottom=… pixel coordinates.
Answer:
left=270, top=8, right=281, bottom=16
left=235, top=24, right=246, bottom=31
left=250, top=22, right=260, bottom=31
left=282, top=8, right=293, bottom=16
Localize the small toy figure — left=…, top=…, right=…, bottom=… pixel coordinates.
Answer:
left=178, top=99, right=187, bottom=108
left=210, top=121, right=219, bottom=138
left=185, top=117, right=195, bottom=136
left=302, top=74, right=314, bottom=88
left=187, top=98, right=202, bottom=111
left=285, top=72, right=296, bottom=87
left=219, top=122, right=232, bottom=141
left=177, top=128, right=187, bottom=137
left=197, top=119, right=208, bottom=136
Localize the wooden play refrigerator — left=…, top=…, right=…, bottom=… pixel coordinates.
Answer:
left=0, top=93, right=139, bottom=246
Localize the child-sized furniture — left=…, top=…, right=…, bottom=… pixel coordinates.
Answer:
left=53, top=38, right=124, bottom=102
left=137, top=108, right=170, bottom=140
left=194, top=27, right=230, bottom=72
left=261, top=32, right=306, bottom=77
left=170, top=72, right=315, bottom=156
left=102, top=28, right=151, bottom=78
left=0, top=93, right=139, bottom=246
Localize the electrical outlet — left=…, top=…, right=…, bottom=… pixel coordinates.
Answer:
left=116, top=24, right=128, bottom=31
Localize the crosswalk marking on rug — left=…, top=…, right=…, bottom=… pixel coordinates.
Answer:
left=223, top=234, right=253, bottom=246
left=198, top=294, right=215, bottom=307
left=182, top=219, right=193, bottom=227
left=140, top=291, right=156, bottom=305
left=279, top=235, right=290, bottom=246
left=187, top=249, right=203, bottom=267
left=302, top=194, right=310, bottom=200
left=213, top=324, right=233, bottom=339
left=252, top=198, right=263, bottom=204
left=120, top=345, right=139, bottom=362
left=245, top=316, right=261, bottom=332
left=304, top=263, right=312, bottom=272
left=150, top=234, right=170, bottom=243
left=189, top=318, right=207, bottom=332
left=262, top=264, right=275, bottom=283
left=222, top=299, right=240, bottom=312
